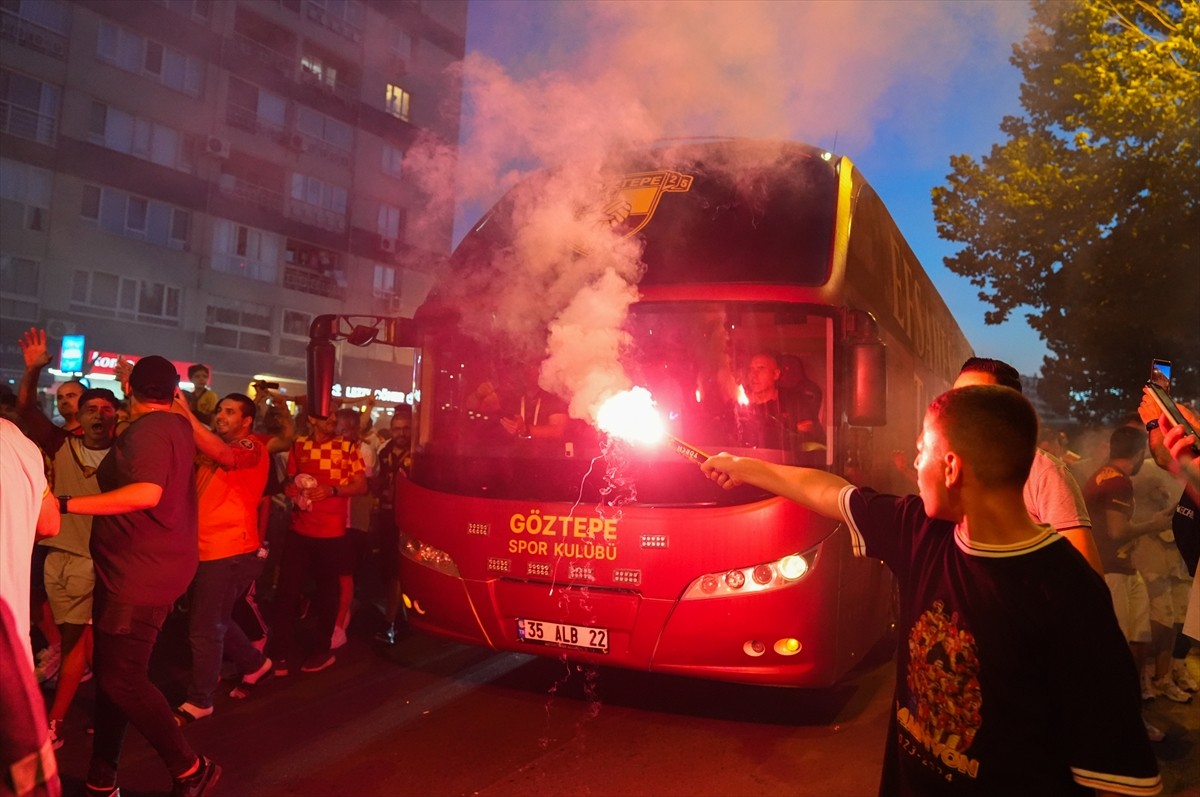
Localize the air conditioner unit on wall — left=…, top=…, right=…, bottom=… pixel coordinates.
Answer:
left=379, top=237, right=397, bottom=253
left=206, top=135, right=230, bottom=159
left=386, top=295, right=403, bottom=313
left=288, top=133, right=308, bottom=152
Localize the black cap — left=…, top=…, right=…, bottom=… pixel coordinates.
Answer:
left=129, top=355, right=179, bottom=401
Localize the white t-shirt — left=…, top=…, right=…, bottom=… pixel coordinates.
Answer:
left=0, top=418, right=48, bottom=669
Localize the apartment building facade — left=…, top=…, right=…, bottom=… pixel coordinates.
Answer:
left=1, top=0, right=465, bottom=404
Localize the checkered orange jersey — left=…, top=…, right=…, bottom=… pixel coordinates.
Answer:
left=287, top=434, right=365, bottom=538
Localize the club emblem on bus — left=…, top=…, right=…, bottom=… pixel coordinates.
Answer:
left=601, top=170, right=695, bottom=239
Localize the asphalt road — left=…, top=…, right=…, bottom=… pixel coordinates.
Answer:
left=45, top=609, right=1200, bottom=797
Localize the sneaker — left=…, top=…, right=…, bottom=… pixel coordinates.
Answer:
left=230, top=657, right=273, bottom=699
left=300, top=652, right=336, bottom=673
left=273, top=660, right=291, bottom=677
left=35, top=645, right=61, bottom=683
left=1140, top=669, right=1159, bottom=701
left=1154, top=677, right=1192, bottom=703
left=48, top=719, right=63, bottom=751
left=374, top=624, right=396, bottom=646
left=331, top=625, right=348, bottom=650
left=85, top=785, right=120, bottom=797
left=1172, top=660, right=1200, bottom=692
left=1143, top=716, right=1165, bottom=743
left=172, top=756, right=221, bottom=797
left=173, top=702, right=214, bottom=726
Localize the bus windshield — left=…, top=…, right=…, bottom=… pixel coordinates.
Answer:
left=411, top=301, right=833, bottom=506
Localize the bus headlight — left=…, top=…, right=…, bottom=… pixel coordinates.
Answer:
left=681, top=548, right=818, bottom=600
left=400, top=534, right=460, bottom=577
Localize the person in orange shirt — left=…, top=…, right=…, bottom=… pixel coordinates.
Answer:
left=171, top=393, right=271, bottom=723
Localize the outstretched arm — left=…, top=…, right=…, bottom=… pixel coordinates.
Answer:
left=701, top=453, right=851, bottom=521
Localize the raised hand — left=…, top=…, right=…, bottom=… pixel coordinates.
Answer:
left=18, top=327, right=51, bottom=370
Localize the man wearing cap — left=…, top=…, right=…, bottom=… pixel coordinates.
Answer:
left=38, top=387, right=119, bottom=752
left=62, top=355, right=220, bottom=797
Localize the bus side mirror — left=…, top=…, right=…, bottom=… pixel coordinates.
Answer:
left=307, top=340, right=336, bottom=419
left=848, top=341, right=887, bottom=426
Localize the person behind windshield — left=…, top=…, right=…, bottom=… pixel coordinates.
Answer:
left=497, top=366, right=567, bottom=440
left=738, top=352, right=823, bottom=452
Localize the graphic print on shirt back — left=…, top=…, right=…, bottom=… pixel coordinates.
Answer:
left=897, top=599, right=983, bottom=783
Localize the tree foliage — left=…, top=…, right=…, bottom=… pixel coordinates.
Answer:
left=932, top=0, right=1199, bottom=422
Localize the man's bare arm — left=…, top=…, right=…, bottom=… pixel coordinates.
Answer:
left=701, top=454, right=850, bottom=521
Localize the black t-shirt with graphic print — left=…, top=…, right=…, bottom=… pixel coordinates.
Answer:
left=839, top=487, right=1159, bottom=797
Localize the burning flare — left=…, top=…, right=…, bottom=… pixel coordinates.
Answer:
left=595, top=387, right=664, bottom=445
left=595, top=387, right=709, bottom=463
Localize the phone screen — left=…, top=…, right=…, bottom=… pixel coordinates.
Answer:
left=1151, top=359, right=1172, bottom=386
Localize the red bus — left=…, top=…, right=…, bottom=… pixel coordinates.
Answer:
left=309, top=138, right=973, bottom=686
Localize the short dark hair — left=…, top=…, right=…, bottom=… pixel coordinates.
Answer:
left=1108, top=425, right=1146, bottom=461
left=928, top=385, right=1037, bottom=489
left=958, top=357, right=1022, bottom=393
left=187, top=363, right=210, bottom=379
left=221, top=392, right=256, bottom=424
left=79, top=388, right=119, bottom=411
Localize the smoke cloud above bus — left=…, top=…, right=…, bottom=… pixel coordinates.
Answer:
left=403, top=1, right=1028, bottom=420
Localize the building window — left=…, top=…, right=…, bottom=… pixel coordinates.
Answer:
left=81, top=184, right=191, bottom=250
left=381, top=145, right=403, bottom=178
left=0, top=157, right=53, bottom=226
left=393, top=29, right=412, bottom=60
left=290, top=173, right=345, bottom=213
left=0, top=68, right=60, bottom=144
left=295, top=104, right=352, bottom=153
left=0, top=254, right=40, bottom=321
left=300, top=54, right=337, bottom=89
left=1, top=0, right=70, bottom=60
left=385, top=84, right=410, bottom=121
left=373, top=264, right=397, bottom=297
left=71, top=269, right=181, bottom=325
left=89, top=102, right=194, bottom=172
left=96, top=21, right=203, bottom=96
left=279, top=309, right=312, bottom=358
left=226, top=76, right=287, bottom=134
left=210, top=218, right=280, bottom=283
left=377, top=204, right=403, bottom=239
left=205, top=297, right=272, bottom=352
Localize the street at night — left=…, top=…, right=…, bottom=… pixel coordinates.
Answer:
left=45, top=611, right=1200, bottom=796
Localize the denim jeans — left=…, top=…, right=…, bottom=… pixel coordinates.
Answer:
left=268, top=530, right=348, bottom=666
left=88, top=589, right=197, bottom=785
left=187, top=551, right=267, bottom=707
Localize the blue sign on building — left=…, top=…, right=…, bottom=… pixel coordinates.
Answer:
left=60, top=334, right=85, bottom=374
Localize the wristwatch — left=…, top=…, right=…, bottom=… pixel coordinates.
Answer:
left=59, top=495, right=71, bottom=514
left=1145, top=419, right=1159, bottom=432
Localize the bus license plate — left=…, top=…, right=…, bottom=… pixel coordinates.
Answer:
left=517, top=618, right=608, bottom=653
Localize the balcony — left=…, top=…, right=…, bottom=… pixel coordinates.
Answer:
left=297, top=66, right=359, bottom=107
left=225, top=101, right=289, bottom=143
left=0, top=10, right=67, bottom=61
left=0, top=101, right=57, bottom=145
left=229, top=30, right=295, bottom=77
left=217, top=175, right=285, bottom=215
left=284, top=198, right=346, bottom=233
left=284, top=264, right=345, bottom=299
left=304, top=0, right=363, bottom=44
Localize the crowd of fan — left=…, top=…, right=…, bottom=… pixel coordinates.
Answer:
left=1, top=328, right=411, bottom=797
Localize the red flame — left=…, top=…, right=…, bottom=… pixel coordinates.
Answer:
left=595, top=387, right=666, bottom=444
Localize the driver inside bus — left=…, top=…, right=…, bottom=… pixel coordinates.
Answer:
left=496, top=365, right=568, bottom=440
left=738, top=352, right=824, bottom=453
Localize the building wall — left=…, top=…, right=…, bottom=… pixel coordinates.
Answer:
left=0, top=0, right=463, bottom=404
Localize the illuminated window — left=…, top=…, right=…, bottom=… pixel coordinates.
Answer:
left=300, top=55, right=336, bottom=89
left=385, top=84, right=410, bottom=121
